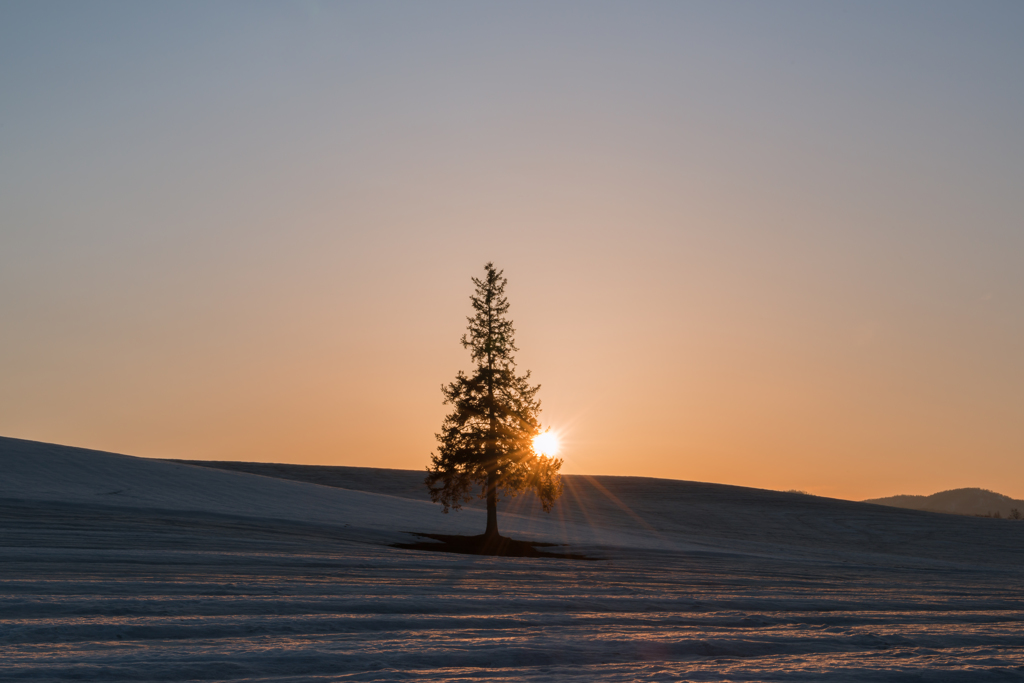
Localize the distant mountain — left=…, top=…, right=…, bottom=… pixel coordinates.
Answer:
left=864, top=487, right=1024, bottom=518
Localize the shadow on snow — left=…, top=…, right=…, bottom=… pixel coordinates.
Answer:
left=393, top=532, right=598, bottom=560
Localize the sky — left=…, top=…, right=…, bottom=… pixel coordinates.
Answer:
left=2, top=1, right=1023, bottom=501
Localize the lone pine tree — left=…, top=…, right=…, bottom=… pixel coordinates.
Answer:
left=426, top=263, right=562, bottom=540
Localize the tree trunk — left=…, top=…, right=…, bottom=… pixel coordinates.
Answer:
left=484, top=467, right=499, bottom=539
left=484, top=283, right=499, bottom=541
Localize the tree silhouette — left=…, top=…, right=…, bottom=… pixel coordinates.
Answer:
left=426, top=263, right=562, bottom=540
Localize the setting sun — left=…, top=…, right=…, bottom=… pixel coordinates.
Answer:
left=533, top=432, right=560, bottom=457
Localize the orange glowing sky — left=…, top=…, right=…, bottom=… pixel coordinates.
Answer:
left=2, top=2, right=1023, bottom=500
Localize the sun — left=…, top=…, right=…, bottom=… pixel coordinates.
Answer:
left=532, top=431, right=561, bottom=457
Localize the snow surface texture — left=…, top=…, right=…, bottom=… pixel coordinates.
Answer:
left=3, top=436, right=1024, bottom=681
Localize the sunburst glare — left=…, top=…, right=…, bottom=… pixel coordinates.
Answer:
left=533, top=431, right=561, bottom=457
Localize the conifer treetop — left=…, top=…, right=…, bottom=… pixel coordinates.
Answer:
left=463, top=262, right=517, bottom=367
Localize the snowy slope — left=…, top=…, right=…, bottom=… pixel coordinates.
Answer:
left=5, top=436, right=1024, bottom=564
left=0, top=436, right=646, bottom=551
left=0, top=436, right=479, bottom=543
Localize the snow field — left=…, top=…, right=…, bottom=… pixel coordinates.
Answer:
left=2, top=436, right=1024, bottom=681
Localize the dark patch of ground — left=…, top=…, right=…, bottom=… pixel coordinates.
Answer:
left=394, top=533, right=598, bottom=560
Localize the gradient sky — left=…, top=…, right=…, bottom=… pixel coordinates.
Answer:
left=2, top=1, right=1023, bottom=500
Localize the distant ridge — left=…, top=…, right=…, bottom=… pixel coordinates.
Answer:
left=864, top=487, right=1024, bottom=518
